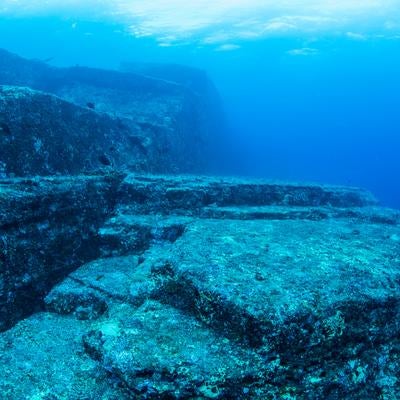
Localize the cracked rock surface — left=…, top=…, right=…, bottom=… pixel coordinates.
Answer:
left=1, top=174, right=399, bottom=399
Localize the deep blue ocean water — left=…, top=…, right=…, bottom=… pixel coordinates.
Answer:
left=1, top=14, right=399, bottom=208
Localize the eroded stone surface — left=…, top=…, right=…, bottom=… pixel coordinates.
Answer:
left=83, top=301, right=266, bottom=399
left=0, top=312, right=129, bottom=400
left=45, top=256, right=141, bottom=317
left=0, top=86, right=148, bottom=177
left=117, top=174, right=377, bottom=215
left=146, top=218, right=400, bottom=349
left=1, top=172, right=400, bottom=399
left=201, top=205, right=400, bottom=224
left=98, top=214, right=191, bottom=256
left=0, top=173, right=122, bottom=331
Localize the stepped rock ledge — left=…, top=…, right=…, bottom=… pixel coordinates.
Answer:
left=0, top=49, right=399, bottom=399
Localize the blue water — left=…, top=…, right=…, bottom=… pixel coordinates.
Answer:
left=1, top=15, right=399, bottom=208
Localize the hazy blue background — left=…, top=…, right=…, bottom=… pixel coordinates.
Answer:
left=1, top=11, right=399, bottom=208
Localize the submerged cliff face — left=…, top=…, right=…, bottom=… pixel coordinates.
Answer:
left=0, top=48, right=225, bottom=174
left=120, top=61, right=226, bottom=160
left=0, top=86, right=148, bottom=176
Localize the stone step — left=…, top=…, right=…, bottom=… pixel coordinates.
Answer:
left=117, top=174, right=378, bottom=216
left=82, top=301, right=267, bottom=399
left=98, top=214, right=191, bottom=256
left=45, top=255, right=152, bottom=319
left=201, top=205, right=400, bottom=224
left=50, top=213, right=400, bottom=351
left=144, top=218, right=400, bottom=356
left=0, top=174, right=122, bottom=228
left=0, top=174, right=122, bottom=332
left=43, top=212, right=400, bottom=397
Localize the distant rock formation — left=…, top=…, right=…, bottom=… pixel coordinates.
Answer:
left=0, top=48, right=226, bottom=175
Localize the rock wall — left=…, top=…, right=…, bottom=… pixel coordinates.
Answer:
left=0, top=48, right=225, bottom=174
left=1, top=48, right=400, bottom=399
left=120, top=61, right=227, bottom=164
left=0, top=86, right=148, bottom=177
left=0, top=174, right=122, bottom=331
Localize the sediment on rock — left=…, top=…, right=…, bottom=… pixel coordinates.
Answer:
left=116, top=174, right=378, bottom=215
left=0, top=86, right=149, bottom=177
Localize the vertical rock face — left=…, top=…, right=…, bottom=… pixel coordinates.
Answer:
left=0, top=49, right=226, bottom=174
left=0, top=174, right=123, bottom=332
left=0, top=86, right=148, bottom=177
left=120, top=62, right=227, bottom=165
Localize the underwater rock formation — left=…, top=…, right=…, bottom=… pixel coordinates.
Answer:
left=0, top=48, right=225, bottom=173
left=120, top=61, right=226, bottom=161
left=1, top=48, right=400, bottom=399
left=1, top=173, right=400, bottom=398
left=0, top=86, right=148, bottom=176
left=0, top=173, right=122, bottom=331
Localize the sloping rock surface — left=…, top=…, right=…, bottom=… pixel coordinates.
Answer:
left=1, top=174, right=400, bottom=399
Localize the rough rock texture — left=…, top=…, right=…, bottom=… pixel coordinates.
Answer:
left=1, top=173, right=399, bottom=399
left=116, top=174, right=378, bottom=214
left=0, top=173, right=122, bottom=331
left=0, top=86, right=148, bottom=177
left=83, top=301, right=265, bottom=399
left=0, top=49, right=225, bottom=173
left=0, top=312, right=128, bottom=400
left=1, top=48, right=400, bottom=399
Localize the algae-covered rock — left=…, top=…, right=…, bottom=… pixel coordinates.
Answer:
left=1, top=171, right=399, bottom=398
left=45, top=255, right=141, bottom=316
left=0, top=312, right=129, bottom=400
left=117, top=173, right=378, bottom=215
left=147, top=218, right=400, bottom=350
left=98, top=214, right=190, bottom=256
left=35, top=174, right=400, bottom=398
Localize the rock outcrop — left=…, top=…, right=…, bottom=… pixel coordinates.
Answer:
left=0, top=49, right=225, bottom=173
left=120, top=61, right=226, bottom=164
left=1, top=173, right=400, bottom=399
left=0, top=86, right=148, bottom=176
left=0, top=173, right=123, bottom=331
